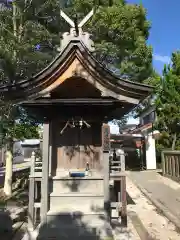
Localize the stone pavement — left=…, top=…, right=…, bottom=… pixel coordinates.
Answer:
left=126, top=176, right=180, bottom=239
left=127, top=170, right=180, bottom=231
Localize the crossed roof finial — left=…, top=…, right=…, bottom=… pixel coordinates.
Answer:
left=60, top=9, right=94, bottom=31
left=59, top=9, right=95, bottom=52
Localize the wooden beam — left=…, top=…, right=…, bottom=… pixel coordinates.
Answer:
left=21, top=98, right=116, bottom=105
left=40, top=122, right=50, bottom=224
left=28, top=177, right=35, bottom=230
left=120, top=149, right=125, bottom=172
left=28, top=152, right=36, bottom=230
left=121, top=176, right=127, bottom=226
left=102, top=124, right=110, bottom=220
left=103, top=152, right=110, bottom=220
left=102, top=123, right=111, bottom=152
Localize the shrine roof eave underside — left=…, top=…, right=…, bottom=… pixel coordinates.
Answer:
left=0, top=40, right=153, bottom=106
left=21, top=98, right=134, bottom=121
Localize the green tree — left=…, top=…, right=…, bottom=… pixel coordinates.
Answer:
left=62, top=0, right=153, bottom=82
left=0, top=0, right=153, bottom=83
left=112, top=115, right=128, bottom=134
left=131, top=70, right=160, bottom=132
left=0, top=0, right=47, bottom=196
left=155, top=51, right=180, bottom=150
left=0, top=0, right=154, bottom=194
left=0, top=101, right=40, bottom=196
left=0, top=0, right=59, bottom=84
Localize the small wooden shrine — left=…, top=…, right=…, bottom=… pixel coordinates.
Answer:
left=0, top=8, right=153, bottom=239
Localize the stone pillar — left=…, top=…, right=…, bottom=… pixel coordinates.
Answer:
left=40, top=122, right=50, bottom=224
left=116, top=148, right=125, bottom=171
left=145, top=133, right=157, bottom=170
left=49, top=122, right=52, bottom=176
left=102, top=123, right=110, bottom=219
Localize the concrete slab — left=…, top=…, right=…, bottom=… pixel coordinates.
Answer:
left=127, top=170, right=180, bottom=231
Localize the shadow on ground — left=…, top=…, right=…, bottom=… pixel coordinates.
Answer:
left=111, top=181, right=135, bottom=205
left=20, top=210, right=135, bottom=240
left=0, top=210, right=13, bottom=240
left=157, top=171, right=163, bottom=176
left=127, top=192, right=135, bottom=205
left=37, top=212, right=113, bottom=240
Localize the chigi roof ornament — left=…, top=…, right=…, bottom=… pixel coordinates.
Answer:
left=58, top=8, right=95, bottom=52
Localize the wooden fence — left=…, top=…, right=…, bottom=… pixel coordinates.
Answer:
left=161, top=150, right=180, bottom=182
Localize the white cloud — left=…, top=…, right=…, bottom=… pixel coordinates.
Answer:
left=153, top=54, right=171, bottom=64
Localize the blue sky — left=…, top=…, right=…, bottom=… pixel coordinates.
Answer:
left=127, top=0, right=180, bottom=74
left=111, top=0, right=180, bottom=131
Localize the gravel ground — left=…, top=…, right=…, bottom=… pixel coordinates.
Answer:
left=126, top=176, right=180, bottom=240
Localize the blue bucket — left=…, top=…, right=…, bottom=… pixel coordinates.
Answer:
left=69, top=172, right=85, bottom=177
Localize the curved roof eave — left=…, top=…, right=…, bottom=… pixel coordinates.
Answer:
left=0, top=40, right=153, bottom=103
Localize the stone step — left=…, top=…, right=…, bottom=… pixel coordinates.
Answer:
left=50, top=192, right=104, bottom=197
left=47, top=210, right=106, bottom=220
left=111, top=166, right=121, bottom=169
left=48, top=206, right=105, bottom=216
left=50, top=194, right=104, bottom=212
left=52, top=177, right=104, bottom=194
left=111, top=160, right=121, bottom=164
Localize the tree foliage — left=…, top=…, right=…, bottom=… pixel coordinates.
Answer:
left=112, top=115, right=128, bottom=133
left=0, top=0, right=153, bottom=83
left=0, top=0, right=154, bottom=135
left=0, top=102, right=40, bottom=146
left=62, top=0, right=153, bottom=82
left=155, top=51, right=180, bottom=150
left=0, top=1, right=51, bottom=147
left=0, top=0, right=59, bottom=84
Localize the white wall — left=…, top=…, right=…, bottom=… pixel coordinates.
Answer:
left=145, top=133, right=157, bottom=170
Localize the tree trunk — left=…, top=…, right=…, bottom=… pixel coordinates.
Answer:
left=172, top=132, right=177, bottom=151
left=3, top=150, right=13, bottom=196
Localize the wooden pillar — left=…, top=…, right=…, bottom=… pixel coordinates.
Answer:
left=49, top=145, right=52, bottom=176
left=28, top=152, right=35, bottom=230
left=120, top=149, right=125, bottom=171
left=161, top=151, right=165, bottom=176
left=102, top=123, right=110, bottom=219
left=41, top=122, right=50, bottom=224
left=121, top=175, right=127, bottom=226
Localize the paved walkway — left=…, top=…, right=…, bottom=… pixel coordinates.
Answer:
left=126, top=176, right=180, bottom=239
left=127, top=170, right=180, bottom=230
